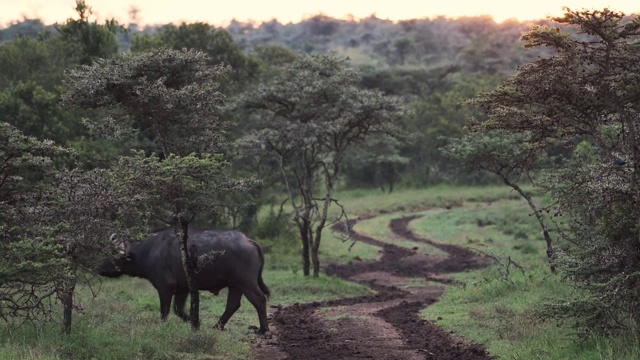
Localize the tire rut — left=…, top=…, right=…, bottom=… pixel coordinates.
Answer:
left=256, top=213, right=495, bottom=360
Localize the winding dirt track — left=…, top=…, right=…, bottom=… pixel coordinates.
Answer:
left=256, top=214, right=495, bottom=360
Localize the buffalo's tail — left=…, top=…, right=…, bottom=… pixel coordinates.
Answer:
left=252, top=240, right=271, bottom=299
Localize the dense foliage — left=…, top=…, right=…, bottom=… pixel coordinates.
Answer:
left=0, top=10, right=552, bottom=186
left=447, top=8, right=640, bottom=334
left=235, top=53, right=405, bottom=276
left=130, top=22, right=260, bottom=94
left=0, top=123, right=68, bottom=324
left=0, top=1, right=128, bottom=169
left=4, top=1, right=640, bottom=342
left=53, top=0, right=123, bottom=65
left=62, top=47, right=256, bottom=329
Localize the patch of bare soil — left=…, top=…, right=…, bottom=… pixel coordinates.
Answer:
left=255, top=214, right=495, bottom=360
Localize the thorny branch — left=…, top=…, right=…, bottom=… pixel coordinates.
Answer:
left=473, top=245, right=526, bottom=286
left=313, top=197, right=357, bottom=250
left=0, top=283, right=57, bottom=324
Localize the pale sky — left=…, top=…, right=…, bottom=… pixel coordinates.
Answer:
left=1, top=0, right=639, bottom=28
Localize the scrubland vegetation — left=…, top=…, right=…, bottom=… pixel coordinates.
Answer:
left=2, top=1, right=640, bottom=359
left=4, top=186, right=638, bottom=359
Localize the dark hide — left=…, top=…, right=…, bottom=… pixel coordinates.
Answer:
left=99, top=228, right=270, bottom=334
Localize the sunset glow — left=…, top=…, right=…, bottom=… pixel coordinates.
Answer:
left=1, top=0, right=639, bottom=27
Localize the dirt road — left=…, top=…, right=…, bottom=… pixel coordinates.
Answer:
left=256, top=214, right=494, bottom=360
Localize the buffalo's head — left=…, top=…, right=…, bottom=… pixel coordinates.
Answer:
left=98, top=233, right=134, bottom=277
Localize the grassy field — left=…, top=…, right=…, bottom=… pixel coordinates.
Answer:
left=400, top=193, right=640, bottom=359
left=321, top=185, right=640, bottom=359
left=2, top=185, right=638, bottom=359
left=0, top=270, right=372, bottom=360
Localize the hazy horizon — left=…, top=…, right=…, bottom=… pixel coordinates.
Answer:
left=1, top=0, right=639, bottom=29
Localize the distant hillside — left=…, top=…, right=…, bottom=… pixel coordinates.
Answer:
left=225, top=15, right=555, bottom=73
left=1, top=14, right=557, bottom=75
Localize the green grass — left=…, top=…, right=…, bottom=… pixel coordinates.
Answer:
left=265, top=270, right=373, bottom=305
left=421, top=269, right=562, bottom=357
left=318, top=186, right=639, bottom=359
left=0, top=269, right=371, bottom=360
left=318, top=227, right=381, bottom=264
left=4, top=185, right=636, bottom=359
left=260, top=225, right=382, bottom=271
left=403, top=195, right=639, bottom=359
left=0, top=276, right=253, bottom=360
left=259, top=184, right=523, bottom=269
left=326, top=184, right=521, bottom=218
left=354, top=212, right=448, bottom=256
left=421, top=268, right=640, bottom=360
left=409, top=200, right=549, bottom=269
left=258, top=185, right=521, bottom=228
left=332, top=46, right=378, bottom=66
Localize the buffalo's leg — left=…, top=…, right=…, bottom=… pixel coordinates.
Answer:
left=242, top=286, right=269, bottom=334
left=214, top=287, right=242, bottom=331
left=158, top=289, right=173, bottom=320
left=173, top=291, right=189, bottom=321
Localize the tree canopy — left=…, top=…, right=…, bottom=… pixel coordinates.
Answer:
left=131, top=22, right=260, bottom=94
left=0, top=122, right=68, bottom=323
left=236, top=53, right=406, bottom=276
left=62, top=47, right=255, bottom=329
left=446, top=8, right=640, bottom=334
left=54, top=0, right=122, bottom=65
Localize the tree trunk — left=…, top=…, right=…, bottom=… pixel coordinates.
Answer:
left=503, top=178, right=556, bottom=274
left=188, top=244, right=200, bottom=330
left=312, top=164, right=338, bottom=278
left=624, top=109, right=640, bottom=193
left=176, top=219, right=200, bottom=330
left=312, top=230, right=322, bottom=277
left=62, top=265, right=77, bottom=335
left=300, top=218, right=311, bottom=276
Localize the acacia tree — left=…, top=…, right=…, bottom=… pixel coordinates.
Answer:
left=446, top=8, right=640, bottom=333
left=0, top=120, right=147, bottom=334
left=0, top=9, right=126, bottom=169
left=0, top=122, right=68, bottom=324
left=55, top=0, right=123, bottom=65
left=236, top=53, right=406, bottom=277
left=342, top=136, right=409, bottom=193
left=131, top=21, right=260, bottom=94
left=0, top=122, right=148, bottom=334
left=443, top=131, right=556, bottom=273
left=48, top=167, right=148, bottom=334
left=62, top=48, right=254, bottom=329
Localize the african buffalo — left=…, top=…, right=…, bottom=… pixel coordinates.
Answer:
left=99, top=228, right=270, bottom=334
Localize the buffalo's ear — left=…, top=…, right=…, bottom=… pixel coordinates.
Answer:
left=125, top=252, right=135, bottom=262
